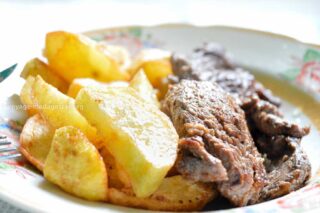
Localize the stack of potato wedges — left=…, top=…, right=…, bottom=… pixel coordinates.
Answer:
left=19, top=31, right=216, bottom=211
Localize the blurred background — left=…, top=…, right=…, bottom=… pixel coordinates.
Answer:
left=1, top=0, right=320, bottom=68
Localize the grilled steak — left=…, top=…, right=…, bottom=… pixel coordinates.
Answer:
left=162, top=80, right=267, bottom=206
left=168, top=43, right=311, bottom=205
left=175, top=137, right=228, bottom=182
left=170, top=43, right=281, bottom=106
left=259, top=145, right=311, bottom=201
left=242, top=96, right=310, bottom=139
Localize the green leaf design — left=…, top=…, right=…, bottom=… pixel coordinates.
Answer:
left=129, top=27, right=142, bottom=38
left=91, top=35, right=103, bottom=42
left=0, top=64, right=17, bottom=83
left=282, top=68, right=301, bottom=80
left=303, top=49, right=320, bottom=62
left=0, top=162, right=13, bottom=170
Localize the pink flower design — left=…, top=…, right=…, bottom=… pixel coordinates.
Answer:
left=297, top=61, right=320, bottom=92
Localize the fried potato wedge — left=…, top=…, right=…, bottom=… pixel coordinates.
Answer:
left=97, top=43, right=131, bottom=72
left=129, top=69, right=159, bottom=107
left=129, top=49, right=172, bottom=88
left=20, top=58, right=68, bottom=93
left=20, top=76, right=37, bottom=115
left=69, top=70, right=158, bottom=106
left=44, top=31, right=129, bottom=83
left=44, top=126, right=107, bottom=201
left=19, top=114, right=54, bottom=171
left=32, top=76, right=99, bottom=145
left=157, top=77, right=170, bottom=100
left=99, top=146, right=131, bottom=189
left=108, top=175, right=216, bottom=211
left=67, top=78, right=128, bottom=98
left=76, top=87, right=178, bottom=198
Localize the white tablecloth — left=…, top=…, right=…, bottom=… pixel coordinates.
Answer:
left=0, top=0, right=319, bottom=212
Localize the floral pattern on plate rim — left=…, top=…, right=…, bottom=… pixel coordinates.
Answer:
left=89, top=27, right=165, bottom=55
left=89, top=26, right=320, bottom=100
left=282, top=49, right=320, bottom=99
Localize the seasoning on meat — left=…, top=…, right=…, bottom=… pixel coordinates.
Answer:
left=162, top=80, right=267, bottom=206
left=176, top=137, right=228, bottom=182
left=170, top=43, right=281, bottom=106
left=259, top=145, right=311, bottom=201
left=242, top=96, right=310, bottom=138
left=169, top=43, right=311, bottom=205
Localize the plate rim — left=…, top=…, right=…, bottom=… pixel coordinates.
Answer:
left=83, top=23, right=320, bottom=49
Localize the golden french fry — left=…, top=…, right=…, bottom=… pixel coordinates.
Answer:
left=21, top=58, right=68, bottom=93
left=129, top=69, right=159, bottom=107
left=44, top=31, right=129, bottom=83
left=69, top=70, right=158, bottom=106
left=129, top=49, right=172, bottom=88
left=32, top=76, right=99, bottom=146
left=19, top=114, right=54, bottom=171
left=108, top=175, right=217, bottom=211
left=44, top=126, right=108, bottom=201
left=97, top=43, right=131, bottom=72
left=75, top=87, right=178, bottom=198
left=99, top=146, right=131, bottom=189
left=157, top=77, right=170, bottom=100
left=20, top=76, right=37, bottom=115
left=67, top=78, right=128, bottom=98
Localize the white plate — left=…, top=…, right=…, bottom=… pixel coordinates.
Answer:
left=0, top=25, right=320, bottom=212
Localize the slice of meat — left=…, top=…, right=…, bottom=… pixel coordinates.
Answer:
left=169, top=43, right=311, bottom=205
left=237, top=80, right=311, bottom=203
left=254, top=134, right=299, bottom=159
left=259, top=146, right=311, bottom=201
left=176, top=137, right=228, bottom=182
left=243, top=96, right=310, bottom=138
left=254, top=82, right=281, bottom=108
left=162, top=80, right=267, bottom=206
left=170, top=43, right=280, bottom=106
left=170, top=43, right=309, bottom=155
left=170, top=43, right=234, bottom=81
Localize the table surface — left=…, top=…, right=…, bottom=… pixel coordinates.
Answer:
left=0, top=0, right=319, bottom=212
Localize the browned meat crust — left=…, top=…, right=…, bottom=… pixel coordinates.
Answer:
left=162, top=80, right=267, bottom=206
left=242, top=97, right=310, bottom=138
left=168, top=43, right=311, bottom=206
left=259, top=146, right=311, bottom=201
left=170, top=43, right=280, bottom=106
left=177, top=137, right=228, bottom=182
left=255, top=135, right=299, bottom=159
